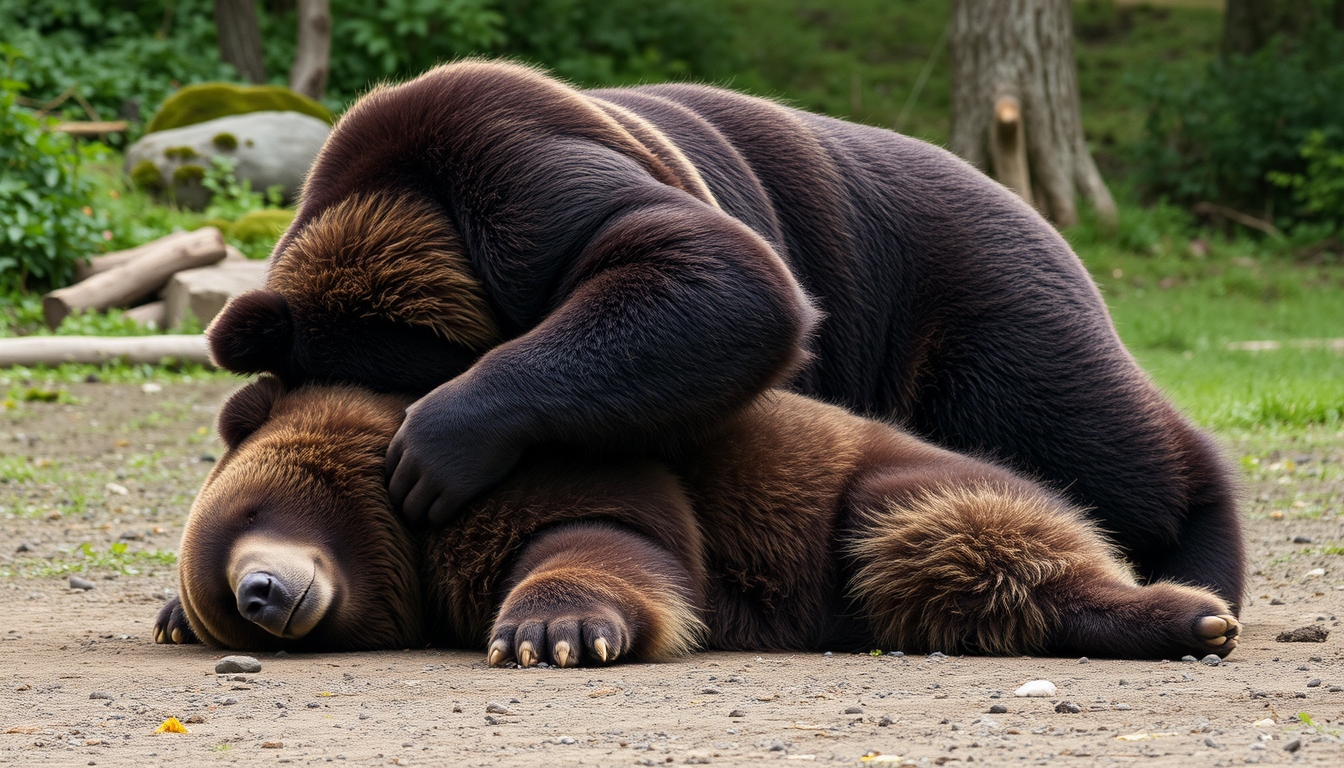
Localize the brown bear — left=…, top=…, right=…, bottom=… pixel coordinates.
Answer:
left=206, top=60, right=1243, bottom=610
left=155, top=378, right=1239, bottom=664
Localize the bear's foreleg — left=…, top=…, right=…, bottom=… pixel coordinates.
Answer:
left=845, top=480, right=1239, bottom=659
left=487, top=522, right=705, bottom=668
left=152, top=597, right=200, bottom=645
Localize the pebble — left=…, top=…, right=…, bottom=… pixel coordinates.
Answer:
left=823, top=651, right=833, bottom=657
left=1201, top=654, right=1222, bottom=666
left=215, top=656, right=262, bottom=674
left=1305, top=568, right=1326, bottom=578
left=1283, top=738, right=1302, bottom=753
left=1270, top=597, right=1286, bottom=605
left=1054, top=701, right=1081, bottom=714
left=485, top=702, right=513, bottom=714
left=558, top=736, right=577, bottom=745
left=89, top=691, right=112, bottom=700
left=844, top=706, right=863, bottom=714
left=306, top=702, right=320, bottom=708
left=1181, top=655, right=1198, bottom=663
left=1307, top=678, right=1322, bottom=688
left=1204, top=737, right=1222, bottom=749
left=199, top=454, right=216, bottom=463
left=69, top=576, right=94, bottom=590
left=928, top=651, right=947, bottom=659
left=484, top=715, right=499, bottom=725
left=889, top=651, right=904, bottom=657
left=1293, top=535, right=1313, bottom=544
left=15, top=543, right=31, bottom=553
left=701, top=687, right=722, bottom=695
left=1115, top=703, right=1131, bottom=710
left=1014, top=680, right=1057, bottom=698
left=1078, top=657, right=1089, bottom=664
left=878, top=715, right=894, bottom=727
left=728, top=710, right=745, bottom=718
left=222, top=698, right=238, bottom=706
left=358, top=713, right=371, bottom=720
left=988, top=704, right=1007, bottom=714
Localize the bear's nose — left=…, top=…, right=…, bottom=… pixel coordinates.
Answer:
left=236, top=571, right=294, bottom=633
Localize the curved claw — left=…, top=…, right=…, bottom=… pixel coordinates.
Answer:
left=487, top=640, right=508, bottom=667
left=593, top=637, right=609, bottom=663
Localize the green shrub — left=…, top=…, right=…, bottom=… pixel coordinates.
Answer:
left=1268, top=131, right=1344, bottom=231
left=0, top=61, right=105, bottom=293
left=1132, top=28, right=1344, bottom=226
left=225, top=208, right=294, bottom=246
left=146, top=82, right=332, bottom=133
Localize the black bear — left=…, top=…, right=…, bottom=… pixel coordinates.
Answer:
left=207, top=60, right=1244, bottom=608
left=155, top=379, right=1239, bottom=663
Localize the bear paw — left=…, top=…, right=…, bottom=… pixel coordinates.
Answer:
left=488, top=604, right=629, bottom=669
left=1194, top=613, right=1240, bottom=657
left=153, top=597, right=200, bottom=645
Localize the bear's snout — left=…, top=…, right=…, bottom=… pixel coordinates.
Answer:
left=227, top=536, right=336, bottom=641
left=236, top=571, right=305, bottom=636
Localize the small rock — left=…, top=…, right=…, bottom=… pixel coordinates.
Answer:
left=140, top=383, right=162, bottom=394
left=184, top=716, right=206, bottom=724
left=451, top=705, right=462, bottom=713
left=485, top=702, right=513, bottom=714
left=559, top=736, right=577, bottom=745
left=1270, top=598, right=1286, bottom=605
left=274, top=650, right=288, bottom=657
left=261, top=741, right=282, bottom=749
left=221, top=698, right=238, bottom=706
left=1276, top=625, right=1330, bottom=643
left=1307, top=678, right=1322, bottom=688
left=104, top=482, right=129, bottom=496
left=306, top=702, right=320, bottom=709
left=1283, top=738, right=1301, bottom=753
left=15, top=543, right=30, bottom=553
left=1293, top=535, right=1313, bottom=544
left=823, top=651, right=833, bottom=657
left=1305, top=568, right=1326, bottom=578
left=1014, top=680, right=1057, bottom=698
left=1115, top=703, right=1131, bottom=711
left=89, top=691, right=113, bottom=700
left=69, top=576, right=94, bottom=590
left=1329, top=686, right=1343, bottom=693
left=1054, top=701, right=1081, bottom=714
left=728, top=709, right=745, bottom=718
left=358, top=713, right=370, bottom=720
left=844, top=706, right=863, bottom=715
left=483, top=715, right=499, bottom=725
left=1204, top=737, right=1221, bottom=749
left=889, top=651, right=904, bottom=657
left=1200, top=654, right=1222, bottom=666
left=928, top=651, right=947, bottom=659
left=1181, top=655, right=1197, bottom=663
left=988, top=704, right=1007, bottom=714
left=1078, top=657, right=1089, bottom=664
left=199, top=454, right=216, bottom=463
left=215, top=655, right=262, bottom=674
left=878, top=715, right=894, bottom=727
left=701, top=687, right=722, bottom=695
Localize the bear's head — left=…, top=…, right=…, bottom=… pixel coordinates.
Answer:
left=207, top=193, right=502, bottom=394
left=177, top=377, right=424, bottom=650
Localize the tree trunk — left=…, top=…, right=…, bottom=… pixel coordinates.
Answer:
left=949, top=0, right=1116, bottom=228
left=214, top=0, right=266, bottom=84
left=289, top=0, right=331, bottom=100
left=1222, top=0, right=1324, bottom=57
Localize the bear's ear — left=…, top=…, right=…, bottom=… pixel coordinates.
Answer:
left=217, top=376, right=286, bottom=450
left=207, top=290, right=294, bottom=376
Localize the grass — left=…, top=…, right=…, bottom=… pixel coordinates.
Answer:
left=0, top=541, right=177, bottom=579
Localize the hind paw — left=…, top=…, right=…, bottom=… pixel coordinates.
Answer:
left=487, top=576, right=631, bottom=668
left=1194, top=613, right=1240, bottom=656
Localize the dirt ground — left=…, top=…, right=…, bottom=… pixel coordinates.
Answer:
left=1, top=380, right=1341, bottom=767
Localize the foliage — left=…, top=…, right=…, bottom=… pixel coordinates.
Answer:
left=0, top=0, right=235, bottom=143
left=1132, top=27, right=1344, bottom=227
left=199, top=156, right=282, bottom=219
left=330, top=0, right=504, bottom=90
left=145, top=82, right=332, bottom=133
left=1268, top=131, right=1344, bottom=231
left=496, top=0, right=736, bottom=85
left=11, top=541, right=177, bottom=578
left=0, top=57, right=106, bottom=293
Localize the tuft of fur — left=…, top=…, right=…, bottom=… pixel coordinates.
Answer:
left=846, top=484, right=1135, bottom=655
left=269, top=193, right=501, bottom=350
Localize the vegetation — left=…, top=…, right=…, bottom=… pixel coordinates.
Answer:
left=145, top=82, right=332, bottom=133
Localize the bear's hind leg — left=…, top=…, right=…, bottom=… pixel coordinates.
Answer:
left=488, top=522, right=705, bottom=668
left=845, top=479, right=1239, bottom=659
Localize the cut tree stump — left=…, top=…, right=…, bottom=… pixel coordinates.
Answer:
left=161, top=258, right=269, bottom=329
left=0, top=335, right=212, bottom=367
left=44, top=228, right=226, bottom=329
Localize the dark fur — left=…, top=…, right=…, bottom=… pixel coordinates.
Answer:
left=158, top=381, right=1239, bottom=662
left=207, top=61, right=1243, bottom=608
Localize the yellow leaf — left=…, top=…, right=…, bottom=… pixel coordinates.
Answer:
left=154, top=717, right=189, bottom=734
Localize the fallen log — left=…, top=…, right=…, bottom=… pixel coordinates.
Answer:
left=74, top=230, right=237, bottom=282
left=0, top=335, right=213, bottom=368
left=123, top=301, right=167, bottom=328
left=44, top=227, right=226, bottom=329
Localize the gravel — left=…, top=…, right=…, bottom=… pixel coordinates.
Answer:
left=214, top=656, right=262, bottom=674
left=69, top=576, right=94, bottom=590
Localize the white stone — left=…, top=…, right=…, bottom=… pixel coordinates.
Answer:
left=1014, top=680, right=1057, bottom=697
left=161, top=259, right=269, bottom=328
left=124, top=112, right=330, bottom=209
left=1305, top=568, right=1326, bottom=577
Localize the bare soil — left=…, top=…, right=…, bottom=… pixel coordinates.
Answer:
left=1, top=381, right=1342, bottom=767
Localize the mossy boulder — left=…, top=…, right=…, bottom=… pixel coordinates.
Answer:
left=124, top=112, right=330, bottom=209
left=146, top=83, right=332, bottom=134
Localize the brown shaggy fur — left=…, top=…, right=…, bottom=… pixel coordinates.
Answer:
left=160, top=382, right=1240, bottom=663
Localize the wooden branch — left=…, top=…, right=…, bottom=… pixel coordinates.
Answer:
left=988, top=95, right=1033, bottom=206
left=44, top=228, right=226, bottom=329
left=75, top=229, right=222, bottom=282
left=1193, top=202, right=1281, bottom=238
left=0, top=335, right=213, bottom=368
left=51, top=121, right=128, bottom=136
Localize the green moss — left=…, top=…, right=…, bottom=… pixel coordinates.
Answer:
left=225, top=208, right=295, bottom=245
left=162, top=145, right=198, bottom=161
left=129, top=160, right=164, bottom=191
left=211, top=132, right=238, bottom=151
left=146, top=83, right=333, bottom=133
left=171, top=164, right=206, bottom=185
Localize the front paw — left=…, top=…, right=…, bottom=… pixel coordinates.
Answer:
left=1193, top=614, right=1241, bottom=657
left=488, top=583, right=631, bottom=669
left=153, top=597, right=199, bottom=645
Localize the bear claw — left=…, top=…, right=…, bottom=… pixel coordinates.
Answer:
left=487, top=640, right=508, bottom=667
left=554, top=641, right=573, bottom=668
left=518, top=641, right=536, bottom=668
left=593, top=637, right=609, bottom=663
